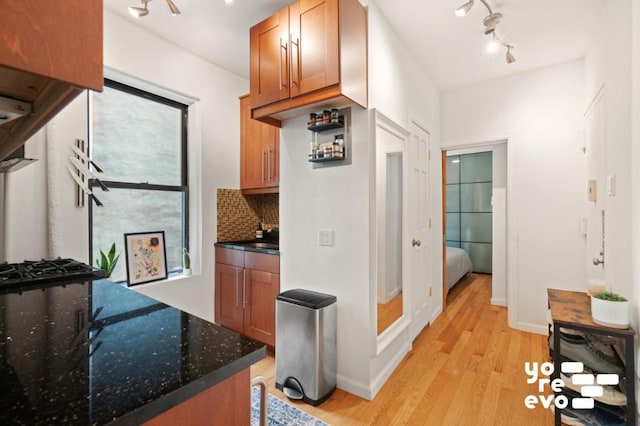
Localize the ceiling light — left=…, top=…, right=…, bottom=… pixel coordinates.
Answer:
left=487, top=37, right=499, bottom=53
left=506, top=46, right=516, bottom=64
left=166, top=0, right=180, bottom=15
left=455, top=0, right=517, bottom=64
left=128, top=0, right=182, bottom=17
left=128, top=0, right=150, bottom=18
left=482, top=12, right=502, bottom=35
left=225, top=0, right=234, bottom=3
left=455, top=0, right=474, bottom=17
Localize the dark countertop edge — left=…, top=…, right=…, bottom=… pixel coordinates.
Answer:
left=109, top=345, right=267, bottom=425
left=214, top=241, right=280, bottom=255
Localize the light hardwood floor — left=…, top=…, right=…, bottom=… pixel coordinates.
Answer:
left=377, top=291, right=403, bottom=335
left=252, top=274, right=554, bottom=425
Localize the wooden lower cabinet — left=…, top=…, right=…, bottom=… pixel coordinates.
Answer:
left=143, top=368, right=251, bottom=426
left=215, top=247, right=280, bottom=347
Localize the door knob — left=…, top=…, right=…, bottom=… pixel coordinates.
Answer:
left=412, top=239, right=421, bottom=247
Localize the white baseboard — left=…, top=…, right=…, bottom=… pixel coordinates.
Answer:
left=336, top=374, right=372, bottom=401
left=516, top=321, right=548, bottom=336
left=369, top=340, right=411, bottom=399
left=491, top=298, right=507, bottom=307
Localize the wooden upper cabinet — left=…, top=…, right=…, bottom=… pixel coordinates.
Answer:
left=240, top=95, right=279, bottom=194
left=249, top=0, right=366, bottom=127
left=250, top=7, right=290, bottom=108
left=289, top=0, right=340, bottom=98
left=0, top=0, right=103, bottom=159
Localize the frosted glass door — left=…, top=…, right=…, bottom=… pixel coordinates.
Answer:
left=445, top=152, right=493, bottom=273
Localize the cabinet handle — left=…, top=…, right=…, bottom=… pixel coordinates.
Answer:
left=242, top=269, right=248, bottom=308
left=279, top=38, right=287, bottom=89
left=236, top=269, right=242, bottom=307
left=268, top=148, right=272, bottom=182
left=291, top=37, right=299, bottom=87
left=261, top=148, right=265, bottom=183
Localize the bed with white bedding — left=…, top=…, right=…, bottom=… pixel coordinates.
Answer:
left=446, top=246, right=473, bottom=292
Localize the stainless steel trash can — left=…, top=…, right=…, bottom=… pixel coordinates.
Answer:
left=275, top=289, right=337, bottom=406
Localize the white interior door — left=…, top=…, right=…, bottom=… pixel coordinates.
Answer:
left=408, top=121, right=431, bottom=341
left=585, top=94, right=606, bottom=282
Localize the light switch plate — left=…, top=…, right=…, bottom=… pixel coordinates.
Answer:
left=607, top=174, right=616, bottom=196
left=588, top=179, right=597, bottom=201
left=318, top=229, right=334, bottom=247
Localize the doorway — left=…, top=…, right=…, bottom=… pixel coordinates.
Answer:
left=441, top=142, right=507, bottom=310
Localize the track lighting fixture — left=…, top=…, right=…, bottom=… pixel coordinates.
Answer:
left=454, top=0, right=517, bottom=64
left=506, top=46, right=516, bottom=64
left=128, top=0, right=150, bottom=18
left=166, top=0, right=180, bottom=15
left=482, top=12, right=502, bottom=35
left=455, top=0, right=474, bottom=17
left=128, top=0, right=181, bottom=18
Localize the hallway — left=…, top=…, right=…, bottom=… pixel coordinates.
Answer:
left=252, top=274, right=553, bottom=425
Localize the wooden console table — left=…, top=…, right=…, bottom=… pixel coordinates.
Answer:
left=547, top=289, right=636, bottom=426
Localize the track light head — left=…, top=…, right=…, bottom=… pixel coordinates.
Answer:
left=128, top=0, right=151, bottom=18
left=166, top=0, right=180, bottom=15
left=506, top=47, right=516, bottom=64
left=455, top=0, right=474, bottom=17
left=483, top=12, right=502, bottom=35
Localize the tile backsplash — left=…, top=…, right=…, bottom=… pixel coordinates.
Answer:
left=216, top=189, right=279, bottom=241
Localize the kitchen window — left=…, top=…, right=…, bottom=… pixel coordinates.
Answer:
left=89, top=80, right=188, bottom=283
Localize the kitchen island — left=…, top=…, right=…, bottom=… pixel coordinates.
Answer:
left=0, top=278, right=265, bottom=425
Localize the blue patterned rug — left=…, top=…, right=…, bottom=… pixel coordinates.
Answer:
left=251, top=387, right=328, bottom=426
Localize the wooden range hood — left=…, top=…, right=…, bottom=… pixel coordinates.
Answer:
left=0, top=0, right=103, bottom=161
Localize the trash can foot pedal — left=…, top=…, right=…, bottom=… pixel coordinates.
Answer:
left=283, top=377, right=304, bottom=400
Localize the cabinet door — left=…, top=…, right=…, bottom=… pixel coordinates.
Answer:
left=240, top=95, right=280, bottom=190
left=243, top=270, right=279, bottom=347
left=250, top=7, right=290, bottom=109
left=214, top=263, right=244, bottom=334
left=289, top=0, right=340, bottom=98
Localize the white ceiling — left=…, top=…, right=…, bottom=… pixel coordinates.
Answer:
left=105, top=0, right=604, bottom=91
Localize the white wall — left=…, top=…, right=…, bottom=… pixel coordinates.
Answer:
left=441, top=60, right=587, bottom=333
left=3, top=9, right=247, bottom=322
left=4, top=129, right=49, bottom=261
left=632, top=0, right=640, bottom=335
left=584, top=0, right=632, bottom=304
left=279, top=0, right=440, bottom=400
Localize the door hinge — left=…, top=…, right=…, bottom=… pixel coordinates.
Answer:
left=428, top=218, right=432, bottom=229
left=428, top=149, right=432, bottom=160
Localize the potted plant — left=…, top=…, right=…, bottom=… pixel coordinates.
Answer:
left=591, top=291, right=630, bottom=329
left=183, top=248, right=192, bottom=276
left=95, top=242, right=120, bottom=279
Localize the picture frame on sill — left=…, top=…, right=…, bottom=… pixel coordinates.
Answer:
left=124, top=231, right=168, bottom=286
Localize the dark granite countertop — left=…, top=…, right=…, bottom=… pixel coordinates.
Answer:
left=0, top=278, right=265, bottom=425
left=214, top=239, right=280, bottom=255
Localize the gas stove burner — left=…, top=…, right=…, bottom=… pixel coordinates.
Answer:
left=0, top=258, right=105, bottom=289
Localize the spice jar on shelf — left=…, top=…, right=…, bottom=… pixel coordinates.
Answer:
left=331, top=109, right=339, bottom=124
left=309, top=112, right=317, bottom=126
left=322, top=110, right=331, bottom=124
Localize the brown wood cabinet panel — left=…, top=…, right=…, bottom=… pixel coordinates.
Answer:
left=249, top=0, right=366, bottom=126
left=0, top=0, right=102, bottom=90
left=215, top=247, right=245, bottom=268
left=244, top=251, right=280, bottom=274
left=0, top=0, right=103, bottom=159
left=290, top=0, right=340, bottom=98
left=215, top=262, right=244, bottom=334
left=249, top=7, right=290, bottom=109
left=243, top=270, right=280, bottom=347
left=215, top=248, right=280, bottom=347
left=239, top=95, right=280, bottom=194
left=143, top=368, right=251, bottom=426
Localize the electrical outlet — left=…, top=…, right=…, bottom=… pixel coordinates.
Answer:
left=318, top=229, right=334, bottom=247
